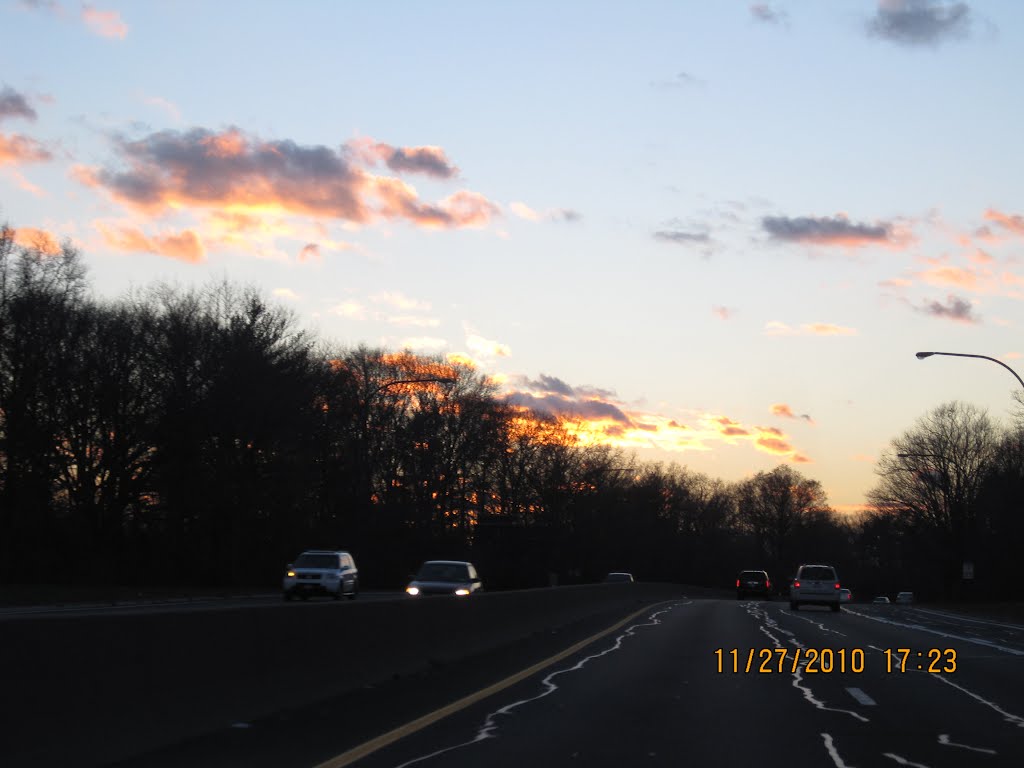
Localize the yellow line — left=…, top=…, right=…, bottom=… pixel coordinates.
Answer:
left=312, top=600, right=679, bottom=768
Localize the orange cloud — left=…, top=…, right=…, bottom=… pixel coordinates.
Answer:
left=97, top=222, right=205, bottom=263
left=13, top=226, right=61, bottom=254
left=984, top=208, right=1024, bottom=237
left=764, top=322, right=856, bottom=336
left=81, top=5, right=127, bottom=39
left=0, top=133, right=51, bottom=166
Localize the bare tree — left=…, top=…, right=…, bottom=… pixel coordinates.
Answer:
left=869, top=401, right=999, bottom=595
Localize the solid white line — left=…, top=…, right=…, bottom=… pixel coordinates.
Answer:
left=911, top=607, right=1024, bottom=631
left=846, top=687, right=877, bottom=706
left=844, top=608, right=1024, bottom=656
left=937, top=733, right=997, bottom=755
left=821, top=733, right=856, bottom=768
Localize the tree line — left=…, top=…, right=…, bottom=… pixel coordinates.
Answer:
left=1, top=228, right=1020, bottom=598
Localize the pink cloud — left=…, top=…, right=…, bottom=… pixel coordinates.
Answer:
left=0, top=133, right=51, bottom=166
left=81, top=5, right=127, bottom=39
left=97, top=222, right=205, bottom=263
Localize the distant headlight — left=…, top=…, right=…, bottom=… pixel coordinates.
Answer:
left=454, top=588, right=470, bottom=596
left=286, top=571, right=296, bottom=578
left=406, top=586, right=420, bottom=596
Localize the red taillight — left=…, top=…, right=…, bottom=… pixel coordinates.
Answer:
left=736, top=579, right=741, bottom=588
left=793, top=580, right=800, bottom=588
left=834, top=582, right=841, bottom=590
left=766, top=580, right=771, bottom=589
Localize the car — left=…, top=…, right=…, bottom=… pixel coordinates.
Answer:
left=872, top=596, right=891, bottom=604
left=895, top=591, right=915, bottom=604
left=840, top=588, right=853, bottom=602
left=789, top=564, right=842, bottom=612
left=406, top=560, right=482, bottom=597
left=603, top=572, right=635, bottom=583
left=282, top=550, right=359, bottom=601
left=736, top=569, right=772, bottom=600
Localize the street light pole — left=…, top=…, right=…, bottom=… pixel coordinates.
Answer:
left=915, top=351, right=1024, bottom=390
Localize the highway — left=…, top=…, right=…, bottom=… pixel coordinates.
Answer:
left=5, top=592, right=1023, bottom=767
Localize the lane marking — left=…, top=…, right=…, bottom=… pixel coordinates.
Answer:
left=937, top=733, right=997, bottom=755
left=883, top=754, right=931, bottom=767
left=821, top=733, right=856, bottom=768
left=312, top=599, right=686, bottom=768
left=846, top=687, right=876, bottom=706
left=844, top=608, right=1024, bottom=656
left=930, top=672, right=1024, bottom=728
left=910, top=608, right=1024, bottom=632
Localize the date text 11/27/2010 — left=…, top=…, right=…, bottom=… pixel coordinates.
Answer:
left=714, top=648, right=957, bottom=674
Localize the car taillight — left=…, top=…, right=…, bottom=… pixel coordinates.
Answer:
left=834, top=582, right=841, bottom=590
left=736, top=579, right=741, bottom=588
left=793, top=580, right=800, bottom=588
left=766, top=580, right=771, bottom=589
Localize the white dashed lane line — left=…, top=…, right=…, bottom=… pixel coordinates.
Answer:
left=846, top=687, right=877, bottom=706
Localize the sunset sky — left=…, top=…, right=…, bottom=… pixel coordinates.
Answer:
left=3, top=0, right=1024, bottom=511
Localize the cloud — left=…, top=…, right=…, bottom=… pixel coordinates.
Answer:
left=346, top=138, right=458, bottom=179
left=771, top=403, right=814, bottom=423
left=509, top=202, right=581, bottom=223
left=298, top=243, right=321, bottom=263
left=502, top=375, right=812, bottom=460
left=750, top=4, right=788, bottom=24
left=650, top=71, right=705, bottom=90
left=371, top=291, right=431, bottom=311
left=762, top=214, right=899, bottom=247
left=272, top=288, right=300, bottom=301
left=0, top=86, right=37, bottom=122
left=714, top=416, right=750, bottom=437
left=387, top=315, right=441, bottom=328
left=467, top=333, right=512, bottom=358
left=81, top=5, right=127, bottom=39
left=914, top=294, right=979, bottom=323
left=75, top=127, right=500, bottom=230
left=653, top=229, right=712, bottom=245
left=96, top=222, right=205, bottom=263
left=0, top=133, right=52, bottom=166
left=764, top=321, right=857, bottom=336
left=328, top=301, right=366, bottom=320
left=13, top=226, right=61, bottom=254
left=142, top=95, right=181, bottom=122
left=400, top=336, right=448, bottom=352
left=983, top=208, right=1024, bottom=237
left=446, top=352, right=479, bottom=369
left=712, top=305, right=734, bottom=321
left=866, top=0, right=971, bottom=47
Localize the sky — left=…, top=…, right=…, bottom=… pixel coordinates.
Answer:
left=3, top=0, right=1024, bottom=512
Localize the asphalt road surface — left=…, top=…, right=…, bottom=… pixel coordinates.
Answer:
left=102, top=597, right=1024, bottom=768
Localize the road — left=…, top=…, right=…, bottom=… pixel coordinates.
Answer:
left=127, top=598, right=1023, bottom=768
left=8, top=595, right=1024, bottom=767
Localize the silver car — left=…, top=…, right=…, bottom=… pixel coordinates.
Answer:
left=406, top=560, right=482, bottom=597
left=789, top=564, right=842, bottom=612
left=283, top=550, right=359, bottom=601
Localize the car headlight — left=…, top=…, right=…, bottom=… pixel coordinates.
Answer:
left=286, top=571, right=296, bottom=578
left=406, top=586, right=420, bottom=596
left=454, top=588, right=470, bottom=596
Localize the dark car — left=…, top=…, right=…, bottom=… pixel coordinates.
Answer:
left=406, top=560, right=483, bottom=597
left=603, top=572, right=635, bottom=583
left=736, top=569, right=772, bottom=600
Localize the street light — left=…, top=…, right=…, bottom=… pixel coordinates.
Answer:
left=915, top=351, right=1024, bottom=390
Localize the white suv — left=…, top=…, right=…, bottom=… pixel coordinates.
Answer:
left=283, top=550, right=359, bottom=601
left=789, top=564, right=841, bottom=612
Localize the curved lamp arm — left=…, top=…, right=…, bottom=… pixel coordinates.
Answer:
left=916, top=351, right=1024, bottom=390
